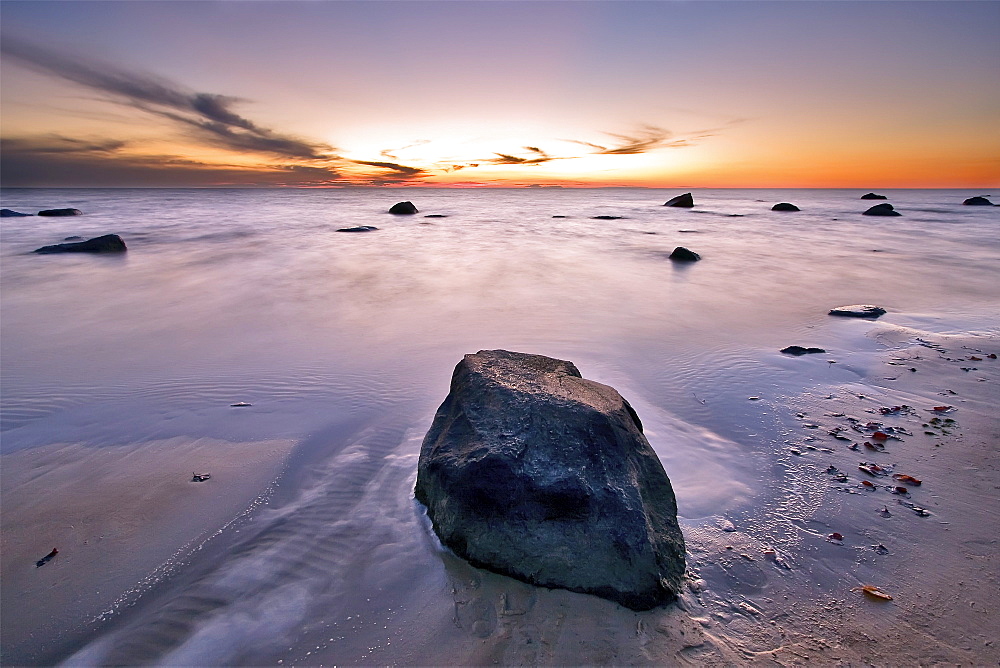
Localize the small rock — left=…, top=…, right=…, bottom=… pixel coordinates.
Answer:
left=829, top=304, right=886, bottom=319
left=230, top=402, right=252, bottom=407
left=424, top=214, right=448, bottom=218
left=1, top=208, right=32, bottom=217
left=33, top=234, right=126, bottom=254
left=336, top=225, right=378, bottom=232
left=862, top=203, right=900, bottom=216
left=860, top=193, right=888, bottom=200
left=664, top=193, right=694, bottom=208
left=771, top=203, right=800, bottom=211
left=37, top=208, right=83, bottom=216
left=388, top=201, right=418, bottom=214
left=781, top=346, right=826, bottom=356
left=668, top=246, right=701, bottom=262
left=592, top=215, right=624, bottom=220
left=962, top=196, right=994, bottom=206
left=63, top=236, right=83, bottom=241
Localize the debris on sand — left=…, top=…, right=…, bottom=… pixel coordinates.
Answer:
left=191, top=472, right=211, bottom=482
left=35, top=548, right=58, bottom=568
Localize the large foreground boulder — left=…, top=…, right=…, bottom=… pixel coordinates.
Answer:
left=389, top=201, right=418, bottom=214
left=664, top=193, right=694, bottom=208
left=415, top=350, right=685, bottom=611
left=34, top=234, right=127, bottom=254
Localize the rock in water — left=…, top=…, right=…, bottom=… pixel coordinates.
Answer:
left=37, top=208, right=83, bottom=216
left=862, top=203, right=900, bottom=216
left=1, top=208, right=32, bottom=217
left=336, top=225, right=378, bottom=232
left=663, top=193, right=694, bottom=208
left=829, top=304, right=886, bottom=318
left=415, top=350, right=685, bottom=611
left=668, top=246, right=701, bottom=262
left=389, top=201, right=418, bottom=214
left=771, top=202, right=800, bottom=211
left=781, top=345, right=826, bottom=356
left=963, top=196, right=993, bottom=206
left=860, top=193, right=888, bottom=200
left=34, top=234, right=127, bottom=254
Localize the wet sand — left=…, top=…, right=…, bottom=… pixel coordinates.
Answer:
left=0, top=437, right=295, bottom=662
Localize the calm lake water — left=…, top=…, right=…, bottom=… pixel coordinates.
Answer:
left=1, top=187, right=997, bottom=664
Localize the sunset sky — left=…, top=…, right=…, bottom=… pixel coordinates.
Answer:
left=1, top=1, right=998, bottom=188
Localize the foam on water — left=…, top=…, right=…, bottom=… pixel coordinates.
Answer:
left=1, top=187, right=997, bottom=664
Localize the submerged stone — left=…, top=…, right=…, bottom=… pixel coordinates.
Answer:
left=664, top=193, right=694, bottom=208
left=829, top=304, right=886, bottom=318
left=781, top=346, right=827, bottom=356
left=1, top=208, right=32, bottom=217
left=37, top=208, right=82, bottom=216
left=863, top=203, right=900, bottom=216
left=668, top=246, right=701, bottom=262
left=336, top=225, right=378, bottom=232
left=389, top=201, right=418, bottom=214
left=34, top=234, right=126, bottom=254
left=415, top=350, right=685, bottom=611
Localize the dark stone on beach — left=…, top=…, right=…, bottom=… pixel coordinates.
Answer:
left=664, top=193, right=694, bottom=208
left=37, top=208, right=82, bottom=217
left=415, top=350, right=685, bottom=611
left=424, top=214, right=448, bottom=218
left=963, top=196, right=994, bottom=206
left=829, top=304, right=886, bottom=319
left=389, top=201, right=418, bottom=214
left=336, top=225, right=378, bottom=232
left=771, top=203, right=800, bottom=211
left=592, top=215, right=624, bottom=220
left=34, top=234, right=127, bottom=254
left=668, top=246, right=701, bottom=262
left=861, top=193, right=888, bottom=200
left=781, top=346, right=827, bottom=356
left=1, top=208, right=32, bottom=217
left=863, top=203, right=900, bottom=216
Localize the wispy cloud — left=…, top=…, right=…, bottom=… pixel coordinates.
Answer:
left=489, top=146, right=555, bottom=165
left=0, top=35, right=337, bottom=162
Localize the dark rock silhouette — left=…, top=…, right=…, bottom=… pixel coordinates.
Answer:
left=389, top=201, right=418, bottom=214
left=664, top=193, right=694, bottom=208
left=829, top=304, right=886, bottom=319
left=34, top=234, right=127, bottom=254
left=1, top=208, right=32, bottom=217
left=37, top=208, right=82, bottom=217
left=668, top=246, right=701, bottom=262
left=424, top=214, right=448, bottom=218
left=771, top=203, right=800, bottom=211
left=861, top=193, right=888, bottom=200
left=415, top=350, right=685, bottom=611
left=592, top=215, right=624, bottom=220
left=336, top=226, right=378, bottom=232
left=963, top=196, right=994, bottom=206
left=862, top=203, right=900, bottom=216
left=781, top=346, right=826, bottom=356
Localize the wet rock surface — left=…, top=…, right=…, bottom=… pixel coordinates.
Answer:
left=862, top=203, right=900, bottom=216
left=829, top=304, right=886, bottom=318
left=34, top=234, right=127, bottom=254
left=389, top=201, right=418, bottom=214
left=771, top=203, right=800, bottom=211
left=781, top=346, right=827, bottom=356
left=962, top=196, right=993, bottom=206
left=664, top=193, right=694, bottom=208
left=37, top=208, right=83, bottom=217
left=336, top=225, right=378, bottom=232
left=1, top=208, right=32, bottom=217
left=415, top=349, right=685, bottom=611
left=668, top=246, right=701, bottom=262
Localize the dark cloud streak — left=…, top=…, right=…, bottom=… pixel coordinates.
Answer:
left=0, top=35, right=336, bottom=162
